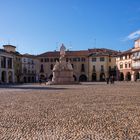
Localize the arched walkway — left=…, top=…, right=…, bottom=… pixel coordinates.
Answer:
left=40, top=74, right=45, bottom=80
left=119, top=72, right=124, bottom=81
left=32, top=77, right=35, bottom=83
left=28, top=77, right=31, bottom=83
left=49, top=74, right=53, bottom=81
left=8, top=71, right=13, bottom=83
left=125, top=72, right=131, bottom=81
left=23, top=77, right=27, bottom=83
left=73, top=75, right=77, bottom=81
left=79, top=74, right=87, bottom=82
left=100, top=73, right=105, bottom=81
left=92, top=73, right=96, bottom=81
left=135, top=72, right=140, bottom=81
left=1, top=71, right=6, bottom=83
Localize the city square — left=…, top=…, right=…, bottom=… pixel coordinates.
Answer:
left=0, top=82, right=140, bottom=140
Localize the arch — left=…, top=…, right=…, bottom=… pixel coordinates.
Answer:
left=119, top=72, right=124, bottom=81
left=8, top=71, right=13, bottom=83
left=92, top=73, right=96, bottom=81
left=1, top=71, right=6, bottom=83
left=49, top=74, right=53, bottom=80
left=32, top=77, right=35, bottom=83
left=135, top=72, right=140, bottom=81
left=40, top=74, right=45, bottom=80
left=23, top=77, right=27, bottom=83
left=79, top=74, right=87, bottom=82
left=100, top=73, right=105, bottom=81
left=28, top=77, right=31, bottom=83
left=73, top=75, right=77, bottom=81
left=125, top=72, right=131, bottom=81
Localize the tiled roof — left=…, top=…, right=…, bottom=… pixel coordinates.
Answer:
left=37, top=48, right=119, bottom=57
left=37, top=50, right=89, bottom=57
left=117, top=49, right=132, bottom=56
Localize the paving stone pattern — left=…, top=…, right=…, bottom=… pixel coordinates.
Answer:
left=0, top=82, right=140, bottom=140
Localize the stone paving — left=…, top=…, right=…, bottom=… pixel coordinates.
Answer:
left=0, top=82, right=140, bottom=140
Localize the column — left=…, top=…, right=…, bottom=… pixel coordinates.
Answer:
left=6, top=58, right=9, bottom=83
left=131, top=71, right=135, bottom=81
left=12, top=71, right=15, bottom=83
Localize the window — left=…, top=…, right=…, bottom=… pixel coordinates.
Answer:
left=40, top=58, right=43, bottom=62
left=45, top=58, right=49, bottom=62
left=100, top=57, right=105, bottom=62
left=7, top=58, right=12, bottom=69
left=50, top=58, right=53, bottom=62
left=92, top=58, right=96, bottom=62
left=50, top=64, right=53, bottom=70
left=120, top=56, right=123, bottom=60
left=109, top=58, right=111, bottom=62
left=77, top=58, right=80, bottom=62
left=125, top=55, right=127, bottom=59
left=120, top=64, right=123, bottom=69
left=93, top=65, right=96, bottom=72
left=28, top=70, right=30, bottom=74
left=31, top=60, right=34, bottom=64
left=40, top=64, right=44, bottom=73
left=23, top=67, right=27, bottom=74
left=71, top=64, right=74, bottom=68
left=129, top=63, right=131, bottom=68
left=81, top=64, right=85, bottom=72
left=101, top=65, right=104, bottom=71
left=125, top=63, right=127, bottom=68
left=109, top=66, right=111, bottom=72
left=54, top=58, right=59, bottom=62
left=81, top=57, right=85, bottom=62
left=1, top=56, right=6, bottom=68
left=73, top=58, right=77, bottom=62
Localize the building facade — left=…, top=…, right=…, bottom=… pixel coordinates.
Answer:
left=3, top=45, right=22, bottom=83
left=37, top=46, right=118, bottom=82
left=2, top=39, right=140, bottom=83
left=131, top=38, right=140, bottom=81
left=0, top=49, right=14, bottom=83
left=88, top=49, right=117, bottom=81
left=116, top=50, right=132, bottom=81
left=21, top=54, right=39, bottom=83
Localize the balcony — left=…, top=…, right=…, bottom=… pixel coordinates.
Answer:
left=132, top=62, right=140, bottom=70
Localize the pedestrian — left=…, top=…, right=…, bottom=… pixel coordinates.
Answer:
left=106, top=77, right=109, bottom=84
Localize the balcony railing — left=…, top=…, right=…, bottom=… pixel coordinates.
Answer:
left=132, top=56, right=140, bottom=60
left=132, top=62, right=140, bottom=69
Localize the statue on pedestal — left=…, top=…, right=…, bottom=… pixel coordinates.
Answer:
left=49, top=44, right=75, bottom=84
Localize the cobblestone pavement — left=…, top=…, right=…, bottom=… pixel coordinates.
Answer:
left=0, top=82, right=140, bottom=140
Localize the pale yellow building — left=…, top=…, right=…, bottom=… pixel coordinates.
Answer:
left=88, top=49, right=118, bottom=81
left=37, top=46, right=118, bottom=82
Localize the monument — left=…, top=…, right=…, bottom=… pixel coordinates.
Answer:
left=49, top=44, right=75, bottom=84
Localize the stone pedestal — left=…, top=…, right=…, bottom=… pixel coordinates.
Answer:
left=48, top=44, right=78, bottom=85
left=52, top=70, right=74, bottom=84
